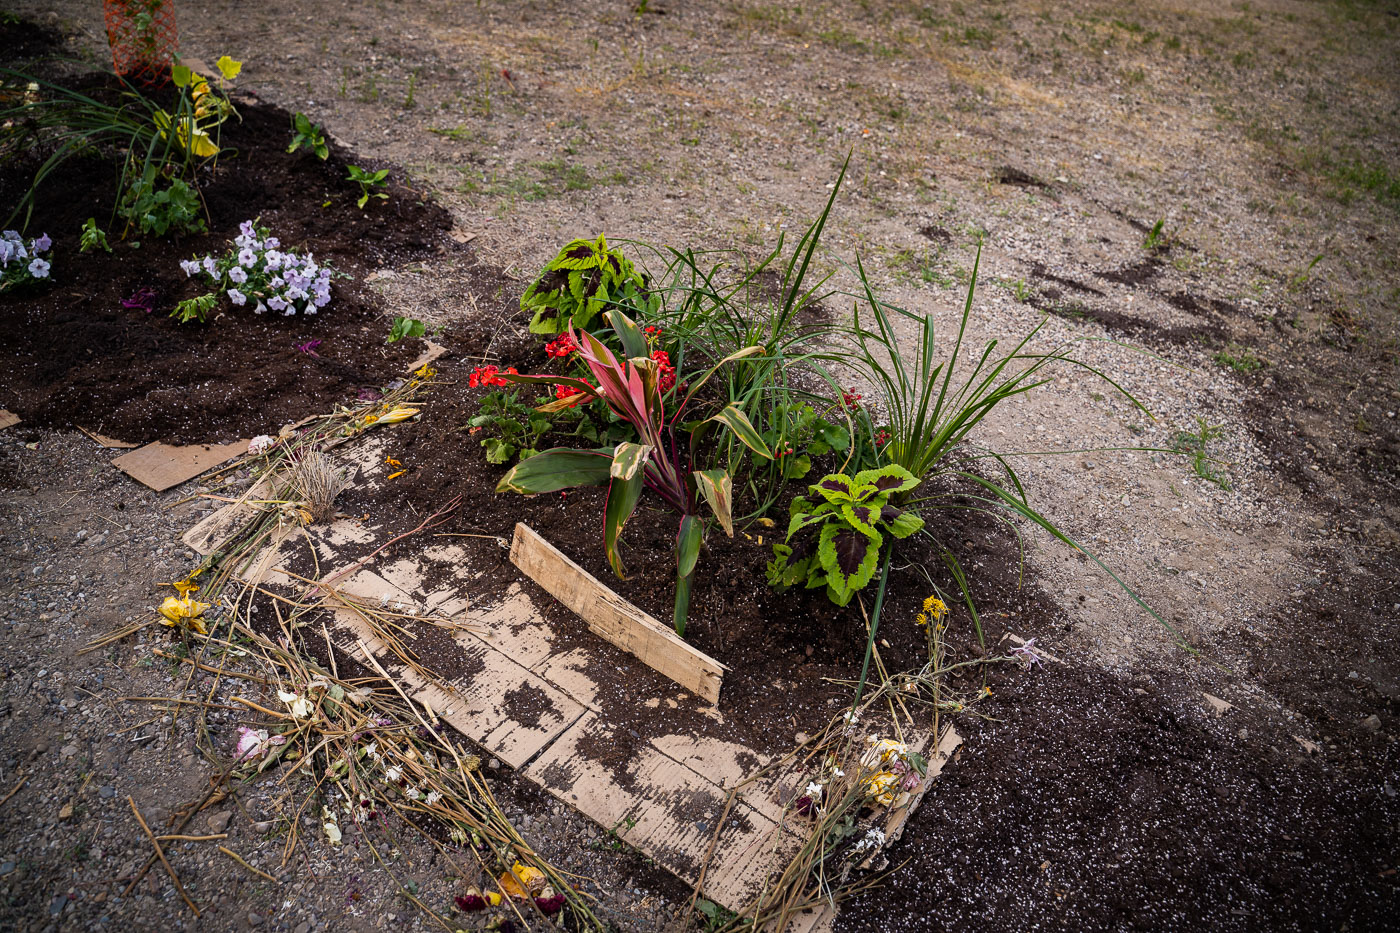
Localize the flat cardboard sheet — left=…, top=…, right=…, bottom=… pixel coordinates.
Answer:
left=0, top=410, right=19, bottom=430
left=113, top=439, right=250, bottom=491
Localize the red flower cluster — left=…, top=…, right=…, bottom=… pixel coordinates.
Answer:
left=468, top=365, right=517, bottom=388
left=544, top=334, right=577, bottom=358
left=875, top=429, right=891, bottom=446
left=841, top=388, right=863, bottom=411
left=652, top=349, right=676, bottom=392
left=555, top=384, right=586, bottom=406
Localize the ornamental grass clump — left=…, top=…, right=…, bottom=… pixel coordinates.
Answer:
left=174, top=219, right=335, bottom=322
left=1, top=56, right=240, bottom=232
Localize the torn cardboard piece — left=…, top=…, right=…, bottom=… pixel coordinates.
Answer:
left=0, top=410, right=19, bottom=430
left=407, top=340, right=447, bottom=373
left=114, top=438, right=250, bottom=492
left=78, top=426, right=139, bottom=449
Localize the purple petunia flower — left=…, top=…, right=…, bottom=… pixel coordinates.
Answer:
left=33, top=233, right=51, bottom=253
left=121, top=287, right=156, bottom=312
left=237, top=247, right=257, bottom=268
left=1009, top=638, right=1044, bottom=669
left=228, top=266, right=248, bottom=285
left=27, top=257, right=49, bottom=279
left=227, top=288, right=247, bottom=306
left=239, top=219, right=256, bottom=239
left=202, top=256, right=218, bottom=277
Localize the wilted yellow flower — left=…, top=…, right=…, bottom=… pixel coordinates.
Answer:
left=864, top=770, right=899, bottom=807
left=157, top=596, right=210, bottom=635
left=861, top=737, right=910, bottom=769
left=498, top=862, right=546, bottom=898
left=279, top=689, right=314, bottom=720
left=914, top=594, right=949, bottom=630
left=377, top=406, right=419, bottom=424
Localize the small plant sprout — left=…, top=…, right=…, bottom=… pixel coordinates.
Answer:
left=79, top=218, right=111, bottom=253
left=347, top=165, right=390, bottom=208
left=1171, top=416, right=1232, bottom=489
left=287, top=112, right=329, bottom=159
left=1142, top=217, right=1167, bottom=250
left=386, top=316, right=426, bottom=343
left=289, top=449, right=350, bottom=524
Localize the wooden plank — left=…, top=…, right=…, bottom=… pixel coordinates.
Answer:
left=183, top=473, right=279, bottom=554
left=509, top=523, right=726, bottom=705
left=113, top=439, right=250, bottom=492
left=406, top=340, right=447, bottom=373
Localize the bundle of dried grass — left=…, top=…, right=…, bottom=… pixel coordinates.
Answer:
left=288, top=449, right=349, bottom=524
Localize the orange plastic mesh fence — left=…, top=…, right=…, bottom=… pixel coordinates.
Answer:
left=103, top=0, right=179, bottom=86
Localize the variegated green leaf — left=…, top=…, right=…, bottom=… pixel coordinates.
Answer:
left=707, top=404, right=772, bottom=459
left=610, top=441, right=653, bottom=481
left=694, top=469, right=734, bottom=537
left=495, top=448, right=613, bottom=494
left=604, top=468, right=645, bottom=578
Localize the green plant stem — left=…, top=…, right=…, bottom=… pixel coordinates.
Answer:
left=673, top=572, right=693, bottom=637
left=851, top=540, right=893, bottom=711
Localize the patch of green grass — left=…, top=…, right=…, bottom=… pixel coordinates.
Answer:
left=887, top=248, right=956, bottom=288
left=1212, top=345, right=1267, bottom=373
left=427, top=125, right=482, bottom=142
left=1328, top=157, right=1400, bottom=206
left=459, top=158, right=628, bottom=205
left=1171, top=417, right=1232, bottom=490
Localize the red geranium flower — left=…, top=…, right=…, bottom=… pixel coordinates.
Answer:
left=544, top=334, right=577, bottom=358
left=468, top=365, right=517, bottom=388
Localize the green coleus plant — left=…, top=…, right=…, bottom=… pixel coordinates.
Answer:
left=521, top=234, right=657, bottom=335
left=766, top=465, right=924, bottom=607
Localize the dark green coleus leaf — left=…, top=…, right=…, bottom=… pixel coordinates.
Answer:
left=817, top=522, right=882, bottom=594
left=854, top=464, right=920, bottom=496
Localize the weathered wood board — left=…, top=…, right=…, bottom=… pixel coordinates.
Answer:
left=510, top=522, right=727, bottom=705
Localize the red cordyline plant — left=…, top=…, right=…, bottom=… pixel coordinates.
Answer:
left=495, top=310, right=770, bottom=635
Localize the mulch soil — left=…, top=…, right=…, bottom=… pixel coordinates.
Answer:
left=0, top=67, right=453, bottom=445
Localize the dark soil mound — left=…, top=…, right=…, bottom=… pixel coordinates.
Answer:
left=0, top=87, right=452, bottom=444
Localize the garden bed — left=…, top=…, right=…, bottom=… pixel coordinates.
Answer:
left=0, top=80, right=453, bottom=444
left=323, top=339, right=1061, bottom=761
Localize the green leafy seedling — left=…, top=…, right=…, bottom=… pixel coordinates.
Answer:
left=1143, top=217, right=1167, bottom=250
left=79, top=218, right=111, bottom=253
left=346, top=165, right=390, bottom=209
left=386, top=316, right=426, bottom=343
left=287, top=112, right=329, bottom=160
